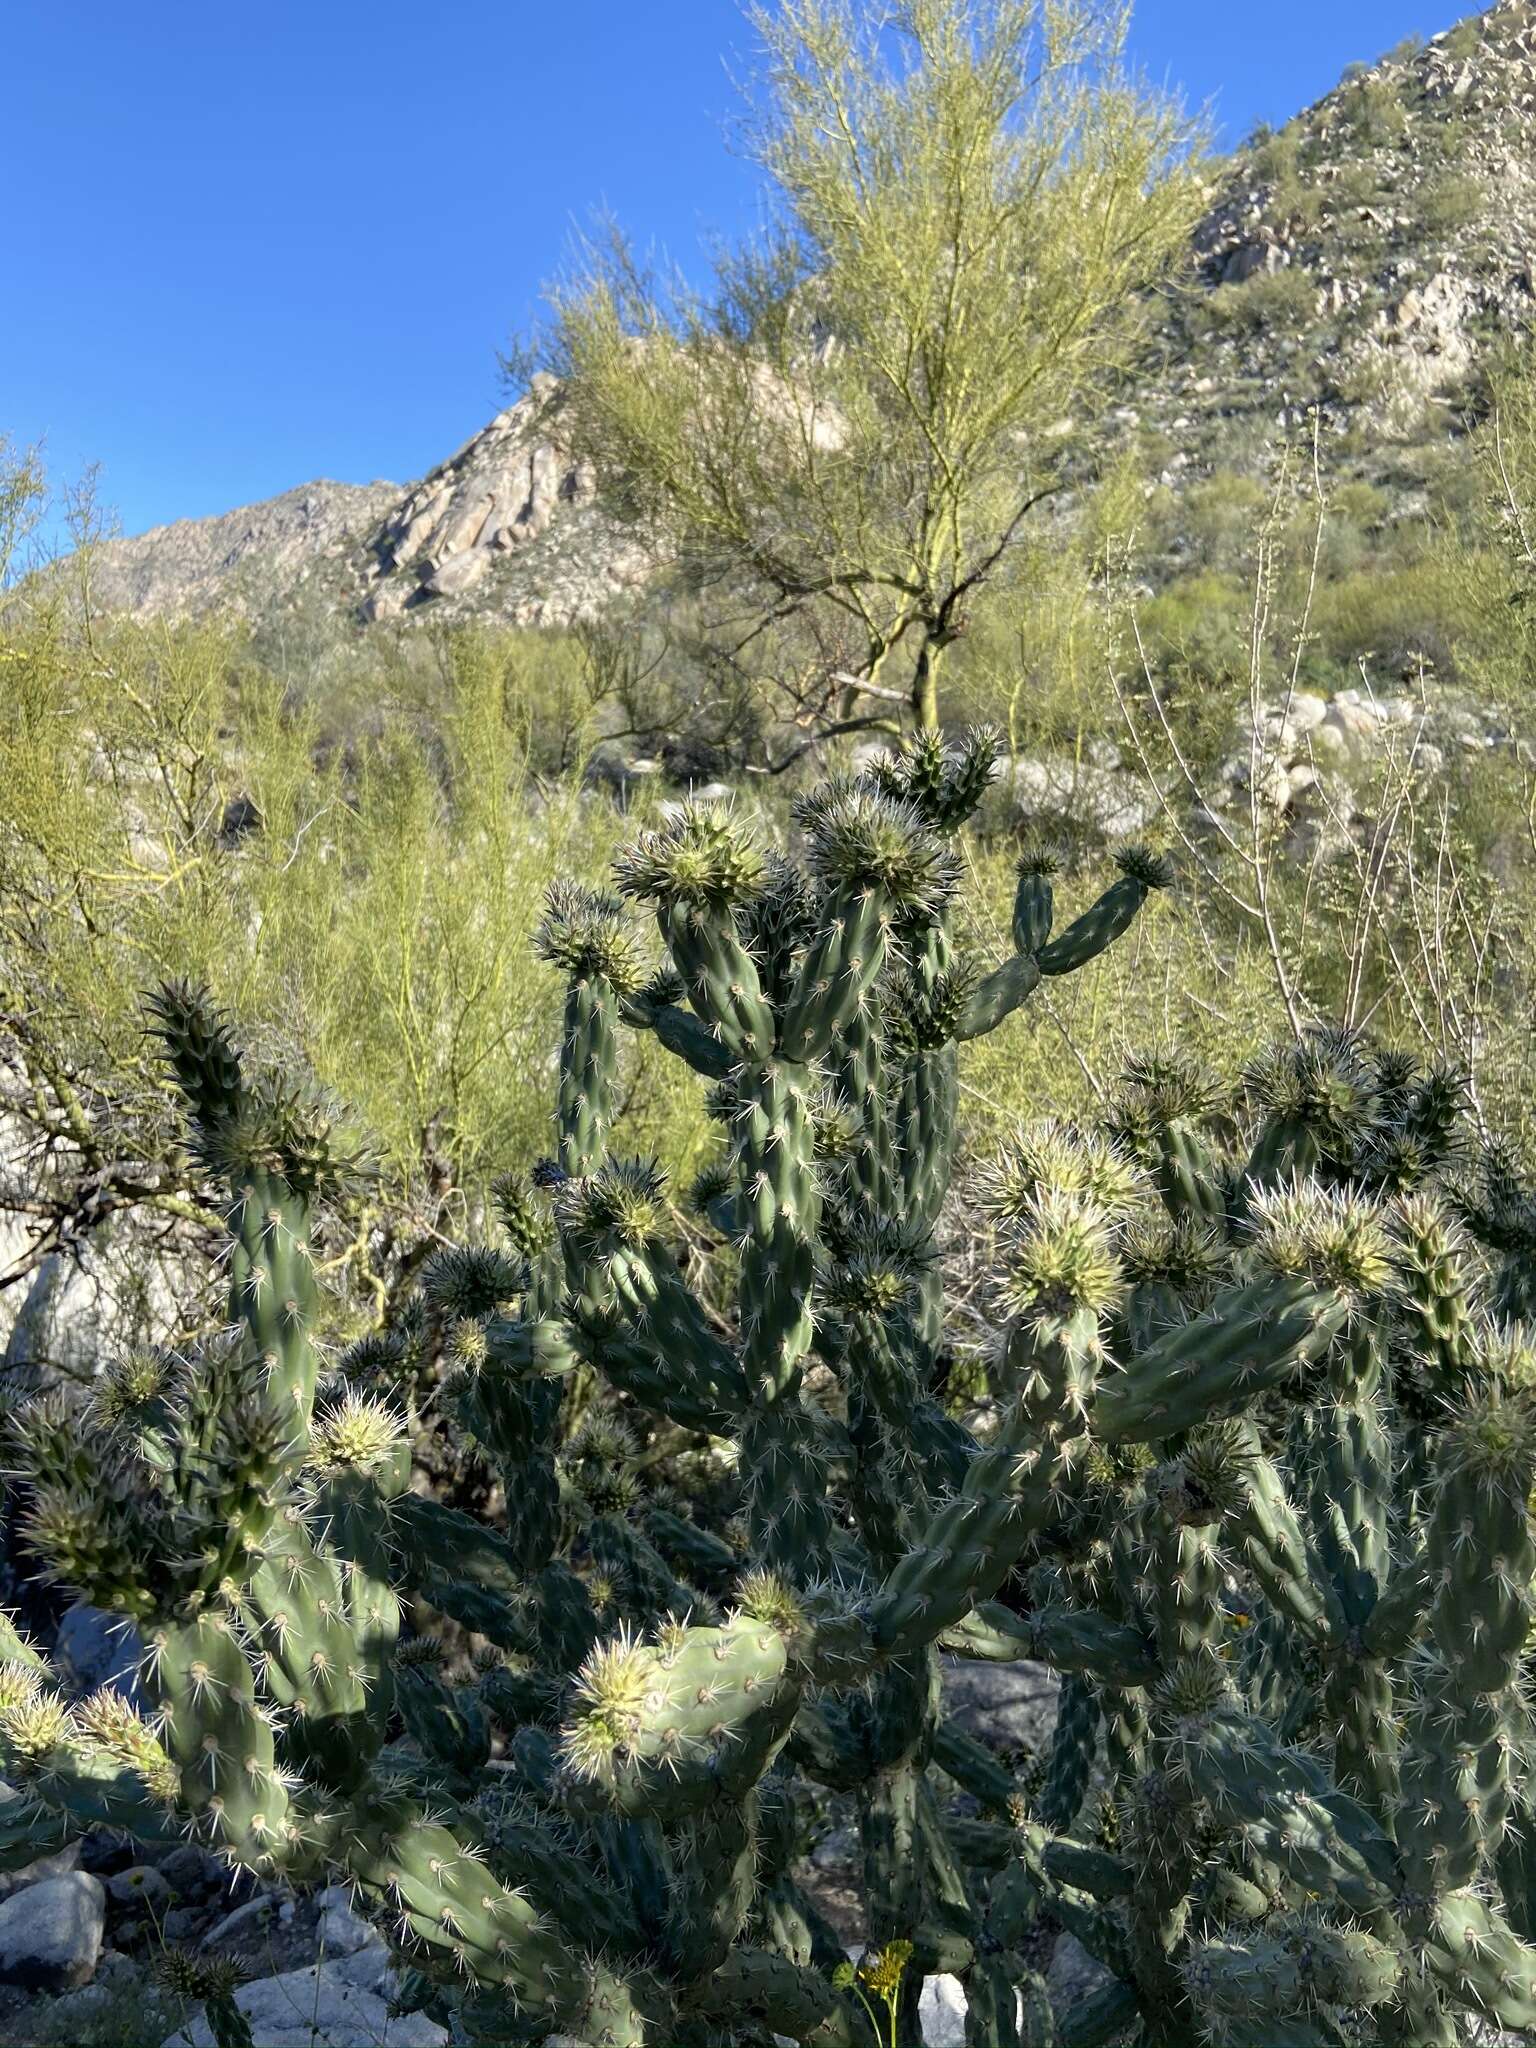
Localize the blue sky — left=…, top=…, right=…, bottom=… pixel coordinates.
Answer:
left=7, top=0, right=1468, bottom=540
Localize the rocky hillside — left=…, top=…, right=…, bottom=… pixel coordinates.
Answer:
left=78, top=0, right=1536, bottom=631
left=82, top=477, right=400, bottom=622
left=1156, top=0, right=1536, bottom=457
left=82, top=381, right=648, bottom=631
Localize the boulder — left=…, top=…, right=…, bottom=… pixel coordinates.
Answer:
left=200, top=1893, right=278, bottom=1952
left=939, top=1656, right=1057, bottom=1753
left=53, top=1602, right=144, bottom=1701
left=163, top=1956, right=446, bottom=2048
left=0, top=1870, right=105, bottom=1991
left=0, top=1837, right=80, bottom=1900
left=316, top=1884, right=375, bottom=1958
left=104, top=1865, right=171, bottom=1914
left=1048, top=1931, right=1118, bottom=2011
left=1004, top=755, right=1156, bottom=838
left=424, top=548, right=491, bottom=598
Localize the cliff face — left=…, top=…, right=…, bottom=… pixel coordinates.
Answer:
left=77, top=3, right=1536, bottom=632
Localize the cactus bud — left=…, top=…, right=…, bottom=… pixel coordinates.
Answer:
left=310, top=1394, right=409, bottom=1477
left=535, top=880, right=648, bottom=993
left=796, top=784, right=962, bottom=918
left=1002, top=1192, right=1124, bottom=1323
left=983, top=1121, right=1142, bottom=1221
left=420, top=1246, right=523, bottom=1321
left=560, top=1630, right=658, bottom=1784
left=1247, top=1183, right=1395, bottom=1301
left=613, top=800, right=764, bottom=907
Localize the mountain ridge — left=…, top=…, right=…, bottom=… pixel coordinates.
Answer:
left=76, top=0, right=1536, bottom=632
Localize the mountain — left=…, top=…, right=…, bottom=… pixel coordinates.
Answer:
left=82, top=478, right=401, bottom=623
left=78, top=0, right=1536, bottom=631
left=80, top=384, right=646, bottom=631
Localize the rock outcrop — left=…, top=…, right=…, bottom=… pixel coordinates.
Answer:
left=351, top=375, right=648, bottom=626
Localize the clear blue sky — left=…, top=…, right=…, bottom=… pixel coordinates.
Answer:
left=7, top=0, right=1469, bottom=540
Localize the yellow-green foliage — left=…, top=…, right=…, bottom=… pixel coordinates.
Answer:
left=0, top=559, right=713, bottom=1273
left=538, top=0, right=1205, bottom=729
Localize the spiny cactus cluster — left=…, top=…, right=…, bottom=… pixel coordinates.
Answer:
left=4, top=731, right=1534, bottom=2046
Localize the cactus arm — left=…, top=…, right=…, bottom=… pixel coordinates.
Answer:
left=1151, top=1119, right=1226, bottom=1231
left=1093, top=1277, right=1343, bottom=1442
left=0, top=1611, right=48, bottom=1672
left=1167, top=1712, right=1401, bottom=1916
left=144, top=1609, right=307, bottom=1874
left=869, top=1416, right=1071, bottom=1654
left=1421, top=1890, right=1536, bottom=2030
left=931, top=1718, right=1019, bottom=1816
left=661, top=898, right=777, bottom=1060
left=342, top=1793, right=646, bottom=2033
left=665, top=1795, right=763, bottom=1981
left=479, top=1818, right=642, bottom=1963
left=642, top=1506, right=740, bottom=1590
left=227, top=1167, right=322, bottom=1431
left=688, top=1948, right=860, bottom=2044
left=561, top=1616, right=802, bottom=1823
left=0, top=1794, right=71, bottom=1867
left=240, top=1522, right=393, bottom=1799
left=1019, top=1832, right=1138, bottom=1986
left=1034, top=853, right=1173, bottom=977
left=831, top=1002, right=900, bottom=1213
left=389, top=1494, right=525, bottom=1600
left=565, top=1309, right=744, bottom=1432
left=1223, top=1437, right=1344, bottom=1641
left=1036, top=1674, right=1099, bottom=1834
left=778, top=884, right=889, bottom=1062
left=955, top=951, right=1041, bottom=1041
left=1028, top=1826, right=1133, bottom=1903
left=1011, top=852, right=1056, bottom=956
left=556, top=976, right=618, bottom=1175
left=940, top=1601, right=1037, bottom=1660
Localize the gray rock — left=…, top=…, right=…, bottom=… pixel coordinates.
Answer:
left=0, top=1870, right=105, bottom=1991
left=52, top=1602, right=144, bottom=1701
left=317, top=1884, right=375, bottom=1957
left=424, top=547, right=491, bottom=598
left=163, top=1957, right=448, bottom=2047
left=1005, top=755, right=1155, bottom=838
left=917, top=1972, right=970, bottom=2045
left=200, top=1893, right=277, bottom=1950
left=105, top=1864, right=171, bottom=1913
left=162, top=1905, right=206, bottom=1942
left=940, top=1655, right=1057, bottom=1753
left=0, top=1837, right=80, bottom=1900
left=330, top=1938, right=395, bottom=1998
left=156, top=1844, right=223, bottom=1893
left=1048, top=1930, right=1117, bottom=2012
left=31, top=1949, right=172, bottom=2044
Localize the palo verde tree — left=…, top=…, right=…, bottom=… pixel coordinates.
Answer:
left=527, top=0, right=1205, bottom=733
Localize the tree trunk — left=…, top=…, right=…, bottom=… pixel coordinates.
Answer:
left=911, top=638, right=942, bottom=731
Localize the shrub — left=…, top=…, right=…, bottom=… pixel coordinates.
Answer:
left=1197, top=266, right=1321, bottom=337
left=1419, top=171, right=1483, bottom=236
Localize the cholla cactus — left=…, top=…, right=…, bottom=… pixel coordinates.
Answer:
left=26, top=746, right=1536, bottom=2045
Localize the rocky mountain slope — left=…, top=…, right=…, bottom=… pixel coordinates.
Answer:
left=82, top=477, right=400, bottom=622
left=1158, top=0, right=1536, bottom=453
left=78, top=0, right=1536, bottom=631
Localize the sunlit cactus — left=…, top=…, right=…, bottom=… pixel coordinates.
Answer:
left=17, top=754, right=1536, bottom=2046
